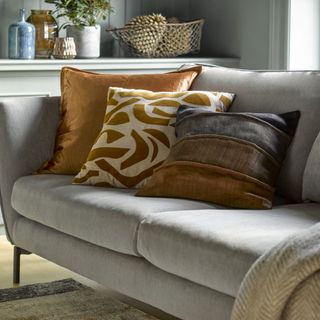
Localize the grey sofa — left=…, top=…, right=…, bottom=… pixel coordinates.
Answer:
left=1, top=66, right=320, bottom=320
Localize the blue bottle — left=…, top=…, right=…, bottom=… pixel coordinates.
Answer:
left=8, top=9, right=35, bottom=59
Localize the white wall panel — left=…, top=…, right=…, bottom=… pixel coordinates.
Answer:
left=289, top=0, right=320, bottom=69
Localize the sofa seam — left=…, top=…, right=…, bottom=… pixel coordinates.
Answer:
left=134, top=218, right=148, bottom=257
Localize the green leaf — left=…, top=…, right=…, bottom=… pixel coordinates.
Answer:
left=47, top=0, right=111, bottom=26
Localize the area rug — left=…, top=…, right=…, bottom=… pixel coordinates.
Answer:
left=0, top=278, right=159, bottom=319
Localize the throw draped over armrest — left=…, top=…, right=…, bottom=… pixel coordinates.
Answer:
left=231, top=222, right=320, bottom=320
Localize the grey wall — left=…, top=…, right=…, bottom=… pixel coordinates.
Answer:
left=188, top=0, right=277, bottom=69
left=0, top=0, right=287, bottom=67
left=0, top=0, right=52, bottom=58
left=140, top=0, right=190, bottom=21
left=0, top=0, right=138, bottom=58
left=0, top=0, right=190, bottom=58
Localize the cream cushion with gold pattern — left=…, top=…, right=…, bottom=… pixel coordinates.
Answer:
left=73, top=87, right=235, bottom=188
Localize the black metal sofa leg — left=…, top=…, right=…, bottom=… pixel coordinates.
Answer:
left=13, top=246, right=31, bottom=284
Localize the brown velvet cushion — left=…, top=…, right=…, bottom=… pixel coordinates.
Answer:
left=137, top=106, right=300, bottom=209
left=39, top=66, right=201, bottom=174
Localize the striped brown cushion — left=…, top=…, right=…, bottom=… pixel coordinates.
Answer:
left=137, top=106, right=300, bottom=209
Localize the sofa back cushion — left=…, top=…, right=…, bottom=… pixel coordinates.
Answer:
left=191, top=66, right=320, bottom=202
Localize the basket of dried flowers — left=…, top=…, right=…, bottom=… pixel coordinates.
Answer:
left=108, top=14, right=204, bottom=58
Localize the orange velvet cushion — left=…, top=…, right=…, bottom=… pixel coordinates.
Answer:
left=39, top=66, right=201, bottom=174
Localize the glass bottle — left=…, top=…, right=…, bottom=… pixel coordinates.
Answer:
left=8, top=9, right=35, bottom=59
left=27, top=10, right=58, bottom=59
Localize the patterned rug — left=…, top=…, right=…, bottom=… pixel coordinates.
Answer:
left=0, top=278, right=159, bottom=319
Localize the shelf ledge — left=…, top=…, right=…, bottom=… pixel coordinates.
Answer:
left=0, top=57, right=240, bottom=72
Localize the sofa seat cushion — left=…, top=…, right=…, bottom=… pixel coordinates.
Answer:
left=137, top=204, right=320, bottom=297
left=11, top=174, right=217, bottom=256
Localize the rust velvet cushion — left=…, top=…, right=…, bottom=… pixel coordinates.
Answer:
left=39, top=66, right=202, bottom=174
left=137, top=106, right=300, bottom=209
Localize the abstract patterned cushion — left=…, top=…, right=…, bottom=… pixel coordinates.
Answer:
left=137, top=106, right=300, bottom=209
left=38, top=66, right=202, bottom=175
left=73, top=88, right=235, bottom=188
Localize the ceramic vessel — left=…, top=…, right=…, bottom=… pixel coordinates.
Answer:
left=66, top=25, right=101, bottom=59
left=8, top=9, right=35, bottom=59
left=27, top=10, right=58, bottom=59
left=52, top=37, right=77, bottom=59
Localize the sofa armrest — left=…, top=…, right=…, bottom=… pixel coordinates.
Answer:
left=231, top=222, right=320, bottom=320
left=0, top=96, right=60, bottom=243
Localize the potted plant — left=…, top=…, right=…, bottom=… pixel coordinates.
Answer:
left=45, top=0, right=111, bottom=58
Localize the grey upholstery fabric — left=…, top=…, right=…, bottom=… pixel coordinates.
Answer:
left=303, top=131, right=320, bottom=202
left=191, top=66, right=320, bottom=202
left=11, top=175, right=217, bottom=256
left=137, top=203, right=320, bottom=297
left=13, top=216, right=235, bottom=320
left=0, top=97, right=60, bottom=242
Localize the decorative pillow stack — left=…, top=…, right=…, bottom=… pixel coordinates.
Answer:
left=39, top=66, right=300, bottom=209
left=39, top=66, right=202, bottom=175
left=137, top=106, right=300, bottom=209
left=73, top=88, right=235, bottom=188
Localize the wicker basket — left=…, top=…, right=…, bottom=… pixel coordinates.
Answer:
left=108, top=19, right=204, bottom=58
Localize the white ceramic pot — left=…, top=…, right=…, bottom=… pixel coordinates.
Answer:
left=66, top=25, right=101, bottom=59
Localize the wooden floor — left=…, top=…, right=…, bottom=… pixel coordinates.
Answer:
left=0, top=233, right=177, bottom=320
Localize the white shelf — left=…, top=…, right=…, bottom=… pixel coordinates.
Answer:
left=0, top=57, right=240, bottom=72
left=0, top=57, right=240, bottom=97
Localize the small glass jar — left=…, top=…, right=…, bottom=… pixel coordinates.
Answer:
left=27, top=10, right=58, bottom=58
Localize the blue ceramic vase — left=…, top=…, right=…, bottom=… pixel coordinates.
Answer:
left=8, top=9, right=35, bottom=59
